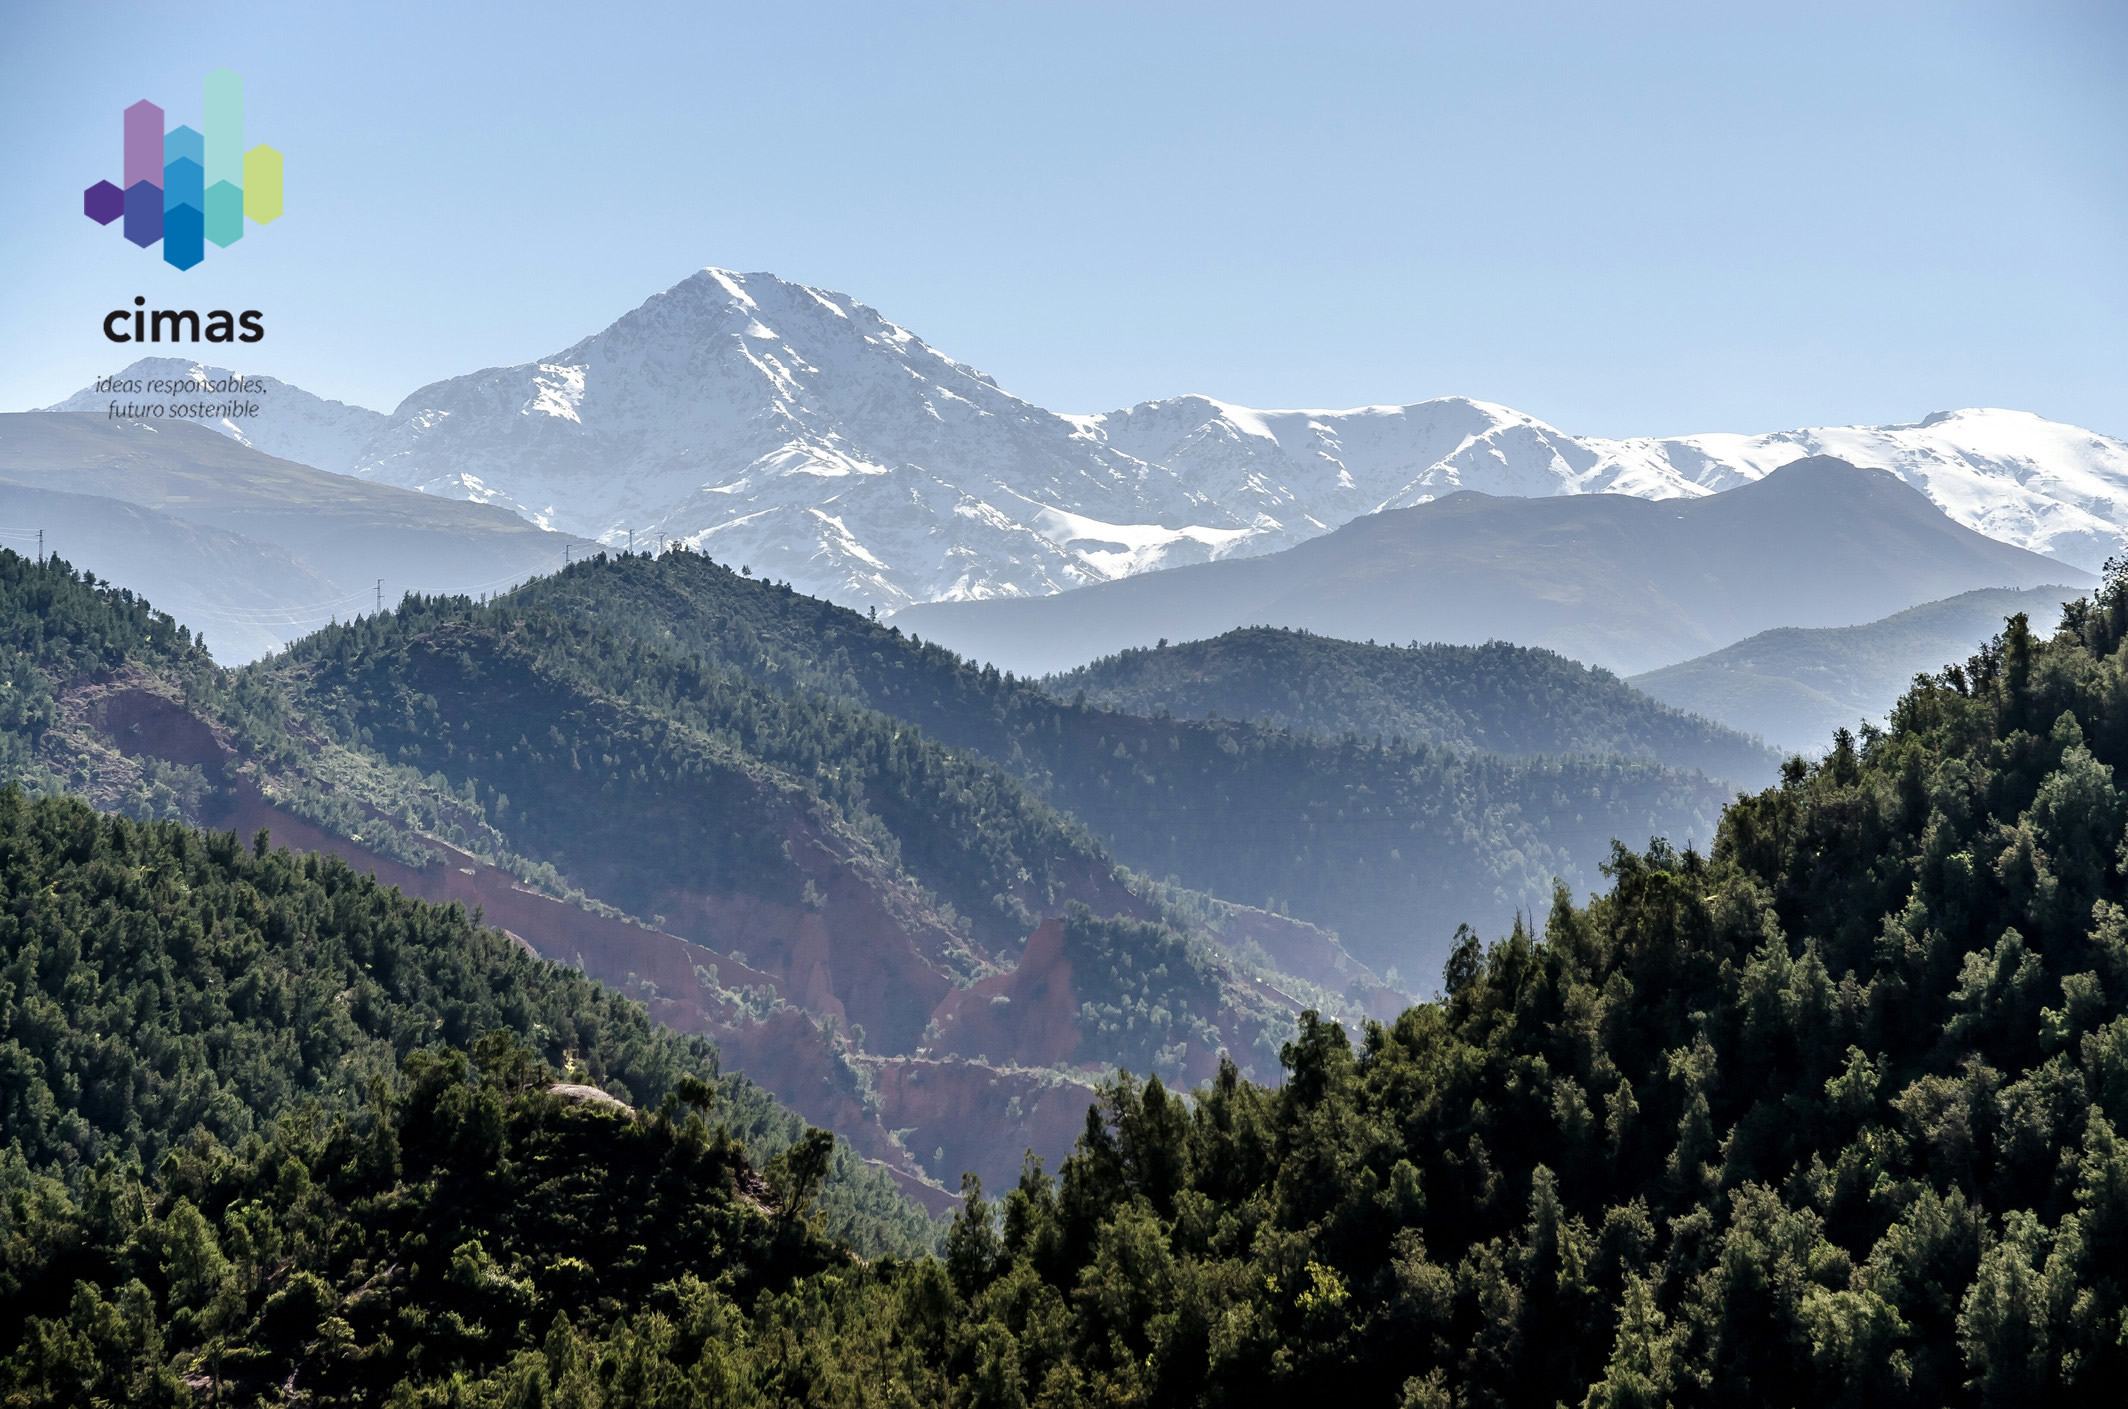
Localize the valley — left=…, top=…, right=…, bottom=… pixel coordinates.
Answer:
left=8, top=354, right=2101, bottom=1217
left=0, top=549, right=1428, bottom=1202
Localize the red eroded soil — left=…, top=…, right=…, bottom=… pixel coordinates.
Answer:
left=927, top=917, right=1083, bottom=1069
left=863, top=1055, right=1097, bottom=1195
left=84, top=687, right=959, bottom=1196
left=645, top=820, right=970, bottom=1052
left=226, top=791, right=964, bottom=1203
left=92, top=686, right=230, bottom=767
left=87, top=684, right=1295, bottom=1208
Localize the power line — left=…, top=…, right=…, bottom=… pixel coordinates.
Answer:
left=171, top=550, right=578, bottom=626
left=167, top=592, right=377, bottom=624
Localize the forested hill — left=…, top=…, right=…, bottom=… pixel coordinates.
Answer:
left=499, top=550, right=1736, bottom=972
left=0, top=548, right=1385, bottom=1198
left=0, top=783, right=926, bottom=1253
left=1630, top=585, right=2079, bottom=752
left=1043, top=626, right=1780, bottom=784
left=501, top=551, right=1761, bottom=783
left=12, top=557, right=2127, bottom=1401
left=0, top=788, right=925, bottom=1400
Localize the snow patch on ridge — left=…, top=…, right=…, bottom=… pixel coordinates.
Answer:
left=1031, top=506, right=1257, bottom=579
left=525, top=365, right=587, bottom=423
left=40, top=280, right=2128, bottom=616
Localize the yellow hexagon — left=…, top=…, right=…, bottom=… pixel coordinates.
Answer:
left=243, top=144, right=283, bottom=224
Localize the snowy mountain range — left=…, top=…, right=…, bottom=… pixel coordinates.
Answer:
left=1086, top=398, right=2128, bottom=572
left=43, top=268, right=2128, bottom=613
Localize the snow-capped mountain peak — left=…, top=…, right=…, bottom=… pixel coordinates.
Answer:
left=332, top=268, right=1250, bottom=606
left=41, top=271, right=2128, bottom=614
left=1569, top=407, right=2128, bottom=566
left=1076, top=396, right=2128, bottom=572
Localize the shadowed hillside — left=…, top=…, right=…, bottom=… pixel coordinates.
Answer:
left=895, top=457, right=2090, bottom=677
left=1044, top=626, right=1781, bottom=786
left=498, top=549, right=1737, bottom=977
left=1631, top=584, right=2081, bottom=750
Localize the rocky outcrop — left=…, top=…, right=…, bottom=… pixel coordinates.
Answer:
left=927, top=918, right=1085, bottom=1069
left=863, top=1056, right=1097, bottom=1195
left=548, top=1083, right=632, bottom=1114
left=68, top=677, right=1353, bottom=1210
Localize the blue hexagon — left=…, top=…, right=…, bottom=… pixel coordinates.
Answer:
left=162, top=202, right=204, bottom=271
left=163, top=155, right=204, bottom=216
left=164, top=124, right=204, bottom=170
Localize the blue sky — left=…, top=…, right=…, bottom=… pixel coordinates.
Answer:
left=1, top=1, right=2122, bottom=437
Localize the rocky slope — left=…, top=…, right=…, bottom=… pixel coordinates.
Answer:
left=3, top=551, right=1388, bottom=1200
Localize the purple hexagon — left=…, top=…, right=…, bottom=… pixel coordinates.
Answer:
left=84, top=180, right=124, bottom=225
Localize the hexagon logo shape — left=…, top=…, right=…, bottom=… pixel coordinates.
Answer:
left=84, top=71, right=282, bottom=269
left=83, top=180, right=123, bottom=225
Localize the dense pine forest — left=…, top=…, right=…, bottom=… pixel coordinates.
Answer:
left=1044, top=626, right=1779, bottom=784
left=0, top=549, right=1385, bottom=1195
left=6, top=544, right=2124, bottom=1402
left=497, top=551, right=1735, bottom=969
left=0, top=791, right=927, bottom=1401
left=0, top=552, right=219, bottom=814
left=248, top=586, right=1345, bottom=1078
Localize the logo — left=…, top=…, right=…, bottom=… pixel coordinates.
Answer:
left=81, top=68, right=282, bottom=271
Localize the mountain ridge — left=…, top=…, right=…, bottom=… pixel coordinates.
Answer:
left=1042, top=625, right=1782, bottom=786
left=1090, top=395, right=2128, bottom=570
left=40, top=269, right=2128, bottom=619
left=1629, top=584, right=2082, bottom=750
left=492, top=547, right=1739, bottom=976
left=0, top=545, right=1436, bottom=1197
left=0, top=413, right=597, bottom=661
left=895, top=457, right=2093, bottom=677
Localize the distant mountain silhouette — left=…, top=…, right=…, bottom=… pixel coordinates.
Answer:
left=1630, top=584, right=2084, bottom=752
left=0, top=414, right=595, bottom=659
left=896, top=457, right=2093, bottom=677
